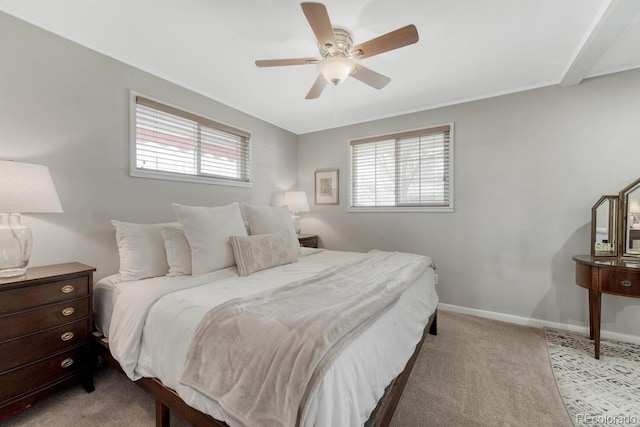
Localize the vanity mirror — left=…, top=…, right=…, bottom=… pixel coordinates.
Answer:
left=620, top=177, right=640, bottom=257
left=590, top=177, right=640, bottom=258
left=591, top=195, right=617, bottom=257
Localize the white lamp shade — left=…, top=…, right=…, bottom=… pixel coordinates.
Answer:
left=630, top=200, right=640, bottom=214
left=0, top=161, right=63, bottom=213
left=318, top=56, right=355, bottom=85
left=283, top=191, right=310, bottom=213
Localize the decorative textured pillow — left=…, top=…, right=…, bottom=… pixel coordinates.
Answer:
left=229, top=233, right=298, bottom=276
left=161, top=225, right=192, bottom=276
left=111, top=220, right=177, bottom=281
left=242, top=204, right=300, bottom=253
left=173, top=202, right=247, bottom=275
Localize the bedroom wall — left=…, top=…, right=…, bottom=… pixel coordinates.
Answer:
left=0, top=12, right=298, bottom=280
left=4, top=9, right=640, bottom=340
left=297, top=68, right=640, bottom=338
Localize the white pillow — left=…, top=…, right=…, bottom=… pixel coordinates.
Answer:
left=243, top=204, right=300, bottom=253
left=111, top=220, right=176, bottom=281
left=229, top=233, right=298, bottom=277
left=161, top=226, right=192, bottom=276
left=173, top=202, right=247, bottom=275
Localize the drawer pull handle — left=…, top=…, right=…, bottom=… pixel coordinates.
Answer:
left=62, top=307, right=75, bottom=316
left=620, top=280, right=632, bottom=288
left=61, top=285, right=75, bottom=294
left=60, top=358, right=74, bottom=368
left=61, top=332, right=75, bottom=341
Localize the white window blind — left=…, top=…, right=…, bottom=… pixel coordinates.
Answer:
left=350, top=125, right=452, bottom=211
left=132, top=96, right=251, bottom=186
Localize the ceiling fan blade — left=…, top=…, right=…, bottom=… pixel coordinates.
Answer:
left=301, top=2, right=337, bottom=50
left=350, top=24, right=419, bottom=60
left=351, top=64, right=390, bottom=89
left=255, top=58, right=318, bottom=67
left=305, top=75, right=328, bottom=99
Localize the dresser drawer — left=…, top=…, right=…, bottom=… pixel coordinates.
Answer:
left=600, top=268, right=640, bottom=297
left=0, top=298, right=89, bottom=342
left=0, top=347, right=87, bottom=402
left=0, top=277, right=88, bottom=314
left=0, top=320, right=89, bottom=372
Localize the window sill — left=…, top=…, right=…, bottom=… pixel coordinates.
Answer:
left=348, top=206, right=453, bottom=213
left=130, top=169, right=252, bottom=188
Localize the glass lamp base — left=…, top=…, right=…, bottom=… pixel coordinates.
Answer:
left=0, top=266, right=27, bottom=277
left=291, top=215, right=301, bottom=234
left=0, top=213, right=32, bottom=277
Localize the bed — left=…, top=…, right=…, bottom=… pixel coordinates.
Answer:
left=95, top=202, right=439, bottom=427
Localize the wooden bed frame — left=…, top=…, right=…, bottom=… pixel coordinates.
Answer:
left=94, top=309, right=437, bottom=427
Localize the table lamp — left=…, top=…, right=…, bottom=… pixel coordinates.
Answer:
left=283, top=191, right=310, bottom=234
left=0, top=160, right=63, bottom=277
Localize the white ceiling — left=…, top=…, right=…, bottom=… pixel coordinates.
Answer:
left=1, top=0, right=639, bottom=135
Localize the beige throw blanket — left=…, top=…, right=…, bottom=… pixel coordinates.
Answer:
left=179, top=250, right=430, bottom=427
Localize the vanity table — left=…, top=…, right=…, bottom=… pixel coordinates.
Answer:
left=573, top=255, right=640, bottom=359
left=574, top=177, right=640, bottom=359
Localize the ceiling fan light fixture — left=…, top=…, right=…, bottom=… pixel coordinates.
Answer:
left=318, top=56, right=355, bottom=85
left=255, top=3, right=418, bottom=98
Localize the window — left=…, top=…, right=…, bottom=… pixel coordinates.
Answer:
left=131, top=95, right=251, bottom=187
left=349, top=124, right=453, bottom=212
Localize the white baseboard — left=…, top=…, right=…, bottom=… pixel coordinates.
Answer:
left=438, top=303, right=640, bottom=345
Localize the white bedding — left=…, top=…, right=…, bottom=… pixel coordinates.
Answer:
left=93, top=274, right=134, bottom=338
left=102, top=248, right=438, bottom=427
left=93, top=247, right=322, bottom=337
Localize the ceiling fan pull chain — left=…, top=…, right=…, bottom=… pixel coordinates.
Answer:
left=333, top=84, right=338, bottom=120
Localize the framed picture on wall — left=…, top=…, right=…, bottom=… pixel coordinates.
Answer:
left=315, top=169, right=339, bottom=205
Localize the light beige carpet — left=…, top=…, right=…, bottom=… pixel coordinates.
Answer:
left=545, top=328, right=640, bottom=427
left=390, top=311, right=572, bottom=427
left=1, top=311, right=572, bottom=426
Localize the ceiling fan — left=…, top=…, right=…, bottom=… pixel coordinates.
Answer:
left=255, top=2, right=419, bottom=99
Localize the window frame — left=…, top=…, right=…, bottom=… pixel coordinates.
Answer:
left=129, top=91, right=252, bottom=188
left=348, top=123, right=454, bottom=213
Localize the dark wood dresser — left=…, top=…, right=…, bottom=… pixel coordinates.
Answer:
left=0, top=263, right=96, bottom=418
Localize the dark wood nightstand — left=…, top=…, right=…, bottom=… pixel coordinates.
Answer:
left=298, top=233, right=319, bottom=248
left=0, top=263, right=96, bottom=418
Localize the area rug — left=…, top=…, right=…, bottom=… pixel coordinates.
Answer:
left=545, top=328, right=640, bottom=427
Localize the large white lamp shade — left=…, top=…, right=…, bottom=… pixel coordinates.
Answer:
left=0, top=161, right=63, bottom=277
left=283, top=191, right=310, bottom=234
